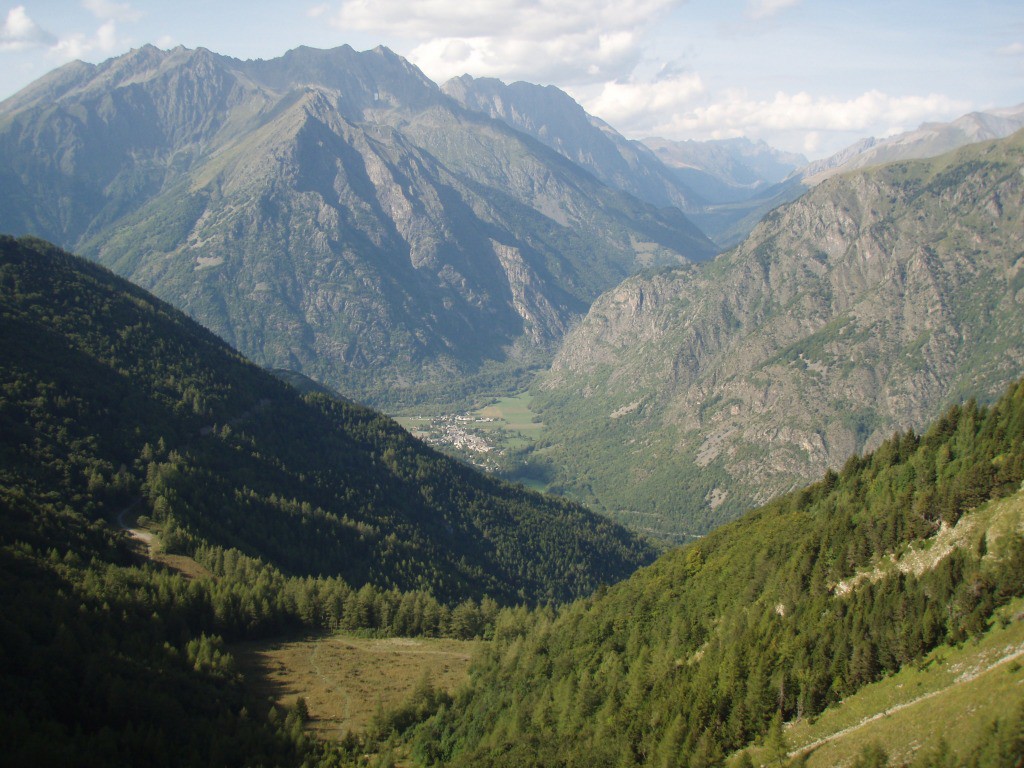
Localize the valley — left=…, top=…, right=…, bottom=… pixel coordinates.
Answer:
left=393, top=392, right=545, bottom=480
left=2, top=31, right=1024, bottom=768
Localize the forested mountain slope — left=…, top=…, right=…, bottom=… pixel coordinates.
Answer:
left=0, top=234, right=657, bottom=764
left=532, top=128, right=1024, bottom=541
left=0, top=44, right=714, bottom=404
left=0, top=235, right=653, bottom=604
left=416, top=377, right=1024, bottom=767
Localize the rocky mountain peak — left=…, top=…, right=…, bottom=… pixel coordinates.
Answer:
left=0, top=43, right=713, bottom=404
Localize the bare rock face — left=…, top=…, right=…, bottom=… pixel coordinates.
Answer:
left=0, top=45, right=715, bottom=404
left=536, top=130, right=1024, bottom=539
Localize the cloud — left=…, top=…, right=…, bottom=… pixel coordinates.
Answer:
left=325, top=0, right=680, bottom=85
left=582, top=71, right=706, bottom=128
left=676, top=90, right=969, bottom=135
left=83, top=0, right=142, bottom=22
left=745, top=0, right=800, bottom=20
left=0, top=6, right=57, bottom=51
left=575, top=84, right=970, bottom=156
left=50, top=20, right=121, bottom=60
left=997, top=42, right=1024, bottom=56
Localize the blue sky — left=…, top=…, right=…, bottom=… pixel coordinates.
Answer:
left=1, top=0, right=1021, bottom=158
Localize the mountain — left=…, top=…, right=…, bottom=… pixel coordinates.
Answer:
left=640, top=135, right=806, bottom=203
left=0, top=234, right=654, bottom=604
left=802, top=104, right=1024, bottom=185
left=441, top=74, right=706, bottom=211
left=675, top=105, right=1024, bottom=250
left=0, top=45, right=715, bottom=405
left=529, top=128, right=1024, bottom=542
left=442, top=75, right=808, bottom=249
left=640, top=136, right=809, bottom=248
left=412, top=377, right=1024, bottom=767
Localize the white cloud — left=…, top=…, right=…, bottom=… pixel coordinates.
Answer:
left=581, top=71, right=706, bottom=128
left=599, top=87, right=971, bottom=155
left=746, top=0, right=800, bottom=20
left=50, top=20, right=122, bottom=60
left=326, top=0, right=680, bottom=85
left=0, top=6, right=56, bottom=51
left=83, top=0, right=141, bottom=22
left=997, top=41, right=1024, bottom=56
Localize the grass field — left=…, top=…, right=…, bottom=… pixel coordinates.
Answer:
left=236, top=634, right=478, bottom=739
left=738, top=597, right=1024, bottom=767
left=474, top=393, right=544, bottom=439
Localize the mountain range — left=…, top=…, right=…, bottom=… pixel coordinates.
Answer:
left=0, top=44, right=715, bottom=405
left=3, top=41, right=1024, bottom=768
left=802, top=103, right=1024, bottom=184
left=441, top=74, right=808, bottom=248
left=530, top=128, right=1024, bottom=541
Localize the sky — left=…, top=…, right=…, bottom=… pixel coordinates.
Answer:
left=0, top=0, right=1021, bottom=158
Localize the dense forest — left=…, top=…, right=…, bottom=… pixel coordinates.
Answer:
left=0, top=235, right=653, bottom=603
left=0, top=235, right=653, bottom=765
left=404, top=378, right=1024, bottom=766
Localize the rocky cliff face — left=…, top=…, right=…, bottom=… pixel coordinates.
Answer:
left=0, top=45, right=715, bottom=403
left=535, top=130, right=1024, bottom=539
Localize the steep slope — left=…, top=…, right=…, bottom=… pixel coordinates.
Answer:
left=0, top=234, right=654, bottom=604
left=0, top=45, right=715, bottom=404
left=441, top=74, right=706, bottom=211
left=532, top=129, right=1024, bottom=541
left=442, top=75, right=809, bottom=250
left=416, top=378, right=1024, bottom=767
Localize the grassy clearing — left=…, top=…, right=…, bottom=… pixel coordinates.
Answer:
left=236, top=634, right=478, bottom=740
left=120, top=509, right=212, bottom=579
left=474, top=393, right=544, bottom=438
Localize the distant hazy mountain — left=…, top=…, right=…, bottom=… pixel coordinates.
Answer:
left=802, top=104, right=1024, bottom=184
left=531, top=129, right=1024, bottom=541
left=641, top=135, right=806, bottom=203
left=0, top=45, right=715, bottom=404
left=639, top=136, right=808, bottom=248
